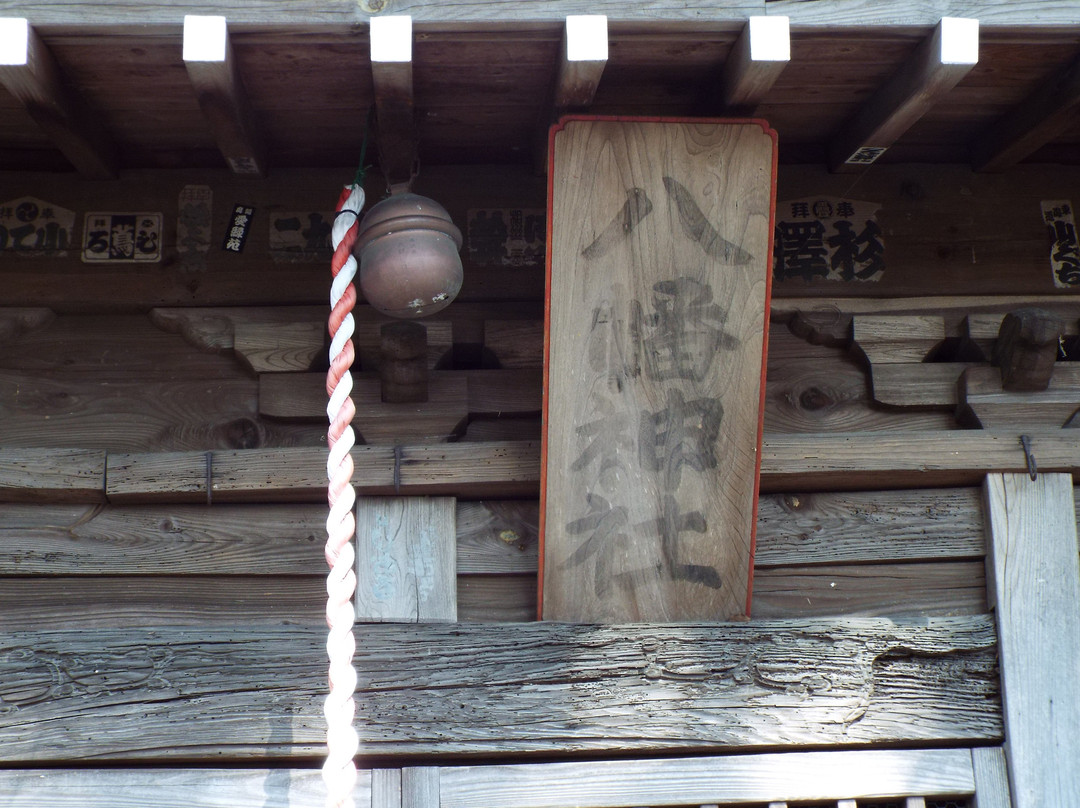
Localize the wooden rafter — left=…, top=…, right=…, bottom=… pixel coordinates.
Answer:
left=828, top=17, right=979, bottom=173
left=706, top=15, right=790, bottom=114
left=0, top=17, right=117, bottom=178
left=370, top=14, right=416, bottom=190
left=971, top=52, right=1080, bottom=172
left=182, top=15, right=266, bottom=176
left=553, top=14, right=608, bottom=109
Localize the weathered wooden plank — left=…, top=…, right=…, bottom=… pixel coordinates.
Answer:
left=0, top=768, right=372, bottom=808
left=851, top=315, right=946, bottom=364
left=0, top=307, right=54, bottom=343
left=455, top=500, right=539, bottom=574
left=752, top=561, right=987, bottom=619
left=972, top=746, right=1013, bottom=808
left=457, top=574, right=537, bottom=622
left=483, top=320, right=544, bottom=368
left=104, top=441, right=539, bottom=503
left=372, top=768, right=403, bottom=808
left=0, top=576, right=325, bottom=629
left=356, top=497, right=457, bottom=623
left=402, top=767, right=439, bottom=808
left=0, top=500, right=538, bottom=576
left=707, top=16, right=789, bottom=114
left=0, top=372, right=318, bottom=451
left=870, top=362, right=977, bottom=409
left=0, top=617, right=1000, bottom=761
left=0, top=447, right=104, bottom=503
left=552, top=15, right=608, bottom=109
left=760, top=431, right=1080, bottom=491
left=543, top=118, right=774, bottom=622
left=370, top=15, right=416, bottom=189
left=439, top=748, right=975, bottom=808
left=755, top=488, right=984, bottom=566
left=232, top=321, right=322, bottom=372
left=984, top=473, right=1080, bottom=807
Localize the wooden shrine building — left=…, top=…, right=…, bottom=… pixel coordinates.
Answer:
left=1, top=1, right=1079, bottom=806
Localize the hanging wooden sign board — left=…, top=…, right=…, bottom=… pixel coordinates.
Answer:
left=540, top=117, right=777, bottom=622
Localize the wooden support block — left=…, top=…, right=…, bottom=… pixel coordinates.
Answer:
left=357, top=320, right=451, bottom=371
left=984, top=473, right=1080, bottom=807
left=182, top=15, right=266, bottom=176
left=836, top=801, right=858, bottom=808
left=0, top=18, right=117, bottom=178
left=0, top=448, right=105, bottom=503
left=0, top=307, right=54, bottom=343
left=972, top=52, right=1080, bottom=173
left=905, top=799, right=927, bottom=808
left=542, top=118, right=775, bottom=622
left=372, top=769, right=402, bottom=808
left=958, top=364, right=1080, bottom=429
left=233, top=321, right=323, bottom=373
left=829, top=17, right=978, bottom=172
left=381, top=321, right=429, bottom=403
left=852, top=315, right=946, bottom=364
left=971, top=747, right=1012, bottom=808
left=370, top=15, right=416, bottom=189
left=870, top=362, right=978, bottom=408
left=356, top=497, right=457, bottom=623
left=991, top=308, right=1064, bottom=392
left=707, top=16, right=789, bottom=114
left=402, top=768, right=440, bottom=808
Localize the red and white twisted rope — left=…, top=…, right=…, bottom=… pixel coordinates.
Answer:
left=323, top=183, right=365, bottom=808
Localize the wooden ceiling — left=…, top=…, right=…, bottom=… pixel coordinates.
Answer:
left=2, top=1, right=1080, bottom=180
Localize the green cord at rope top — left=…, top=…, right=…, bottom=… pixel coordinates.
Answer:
left=352, top=107, right=374, bottom=188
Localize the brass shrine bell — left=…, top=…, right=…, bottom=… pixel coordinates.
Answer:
left=352, top=192, right=464, bottom=318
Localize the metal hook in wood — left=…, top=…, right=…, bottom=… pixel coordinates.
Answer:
left=204, top=451, right=214, bottom=505
left=1019, top=435, right=1037, bottom=481
left=393, top=444, right=403, bottom=493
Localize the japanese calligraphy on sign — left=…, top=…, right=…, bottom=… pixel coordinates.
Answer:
left=268, top=210, right=334, bottom=262
left=81, top=212, right=162, bottom=263
left=223, top=204, right=255, bottom=253
left=467, top=208, right=545, bottom=267
left=177, top=185, right=212, bottom=272
left=1041, top=199, right=1080, bottom=288
left=773, top=197, right=884, bottom=282
left=543, top=118, right=774, bottom=623
left=0, top=197, right=75, bottom=256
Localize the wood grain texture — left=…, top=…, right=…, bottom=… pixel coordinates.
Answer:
left=104, top=441, right=539, bottom=503
left=438, top=748, right=975, bottom=808
left=755, top=488, right=984, bottom=566
left=372, top=768, right=402, bottom=808
left=752, top=561, right=987, bottom=619
left=0, top=768, right=372, bottom=808
left=984, top=473, right=1080, bottom=807
left=356, top=497, right=457, bottom=623
left=0, top=617, right=1000, bottom=761
left=544, top=118, right=774, bottom=622
left=402, top=767, right=440, bottom=808
left=958, top=364, right=1080, bottom=429
left=971, top=746, right=1013, bottom=808
left=0, top=448, right=104, bottom=503
left=455, top=500, right=538, bottom=574
left=851, top=315, right=946, bottom=364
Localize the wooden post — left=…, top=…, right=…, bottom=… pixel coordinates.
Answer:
left=355, top=497, right=457, bottom=622
left=971, top=747, right=1013, bottom=808
left=402, top=768, right=440, bottom=808
left=991, top=308, right=1063, bottom=391
left=380, top=321, right=428, bottom=403
left=984, top=473, right=1080, bottom=807
left=372, top=769, right=403, bottom=808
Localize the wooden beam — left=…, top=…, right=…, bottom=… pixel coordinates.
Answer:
left=972, top=52, right=1080, bottom=172
left=0, top=768, right=373, bottom=808
left=553, top=15, right=608, bottom=109
left=984, top=473, right=1080, bottom=807
left=438, top=749, right=975, bottom=807
left=0, top=447, right=105, bottom=503
left=0, top=617, right=999, bottom=761
left=829, top=17, right=979, bottom=172
left=182, top=15, right=266, bottom=176
left=370, top=15, right=416, bottom=190
left=0, top=17, right=117, bottom=178
left=709, top=15, right=789, bottom=114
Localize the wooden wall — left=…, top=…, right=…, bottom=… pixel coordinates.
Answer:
left=1, top=161, right=1078, bottom=803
